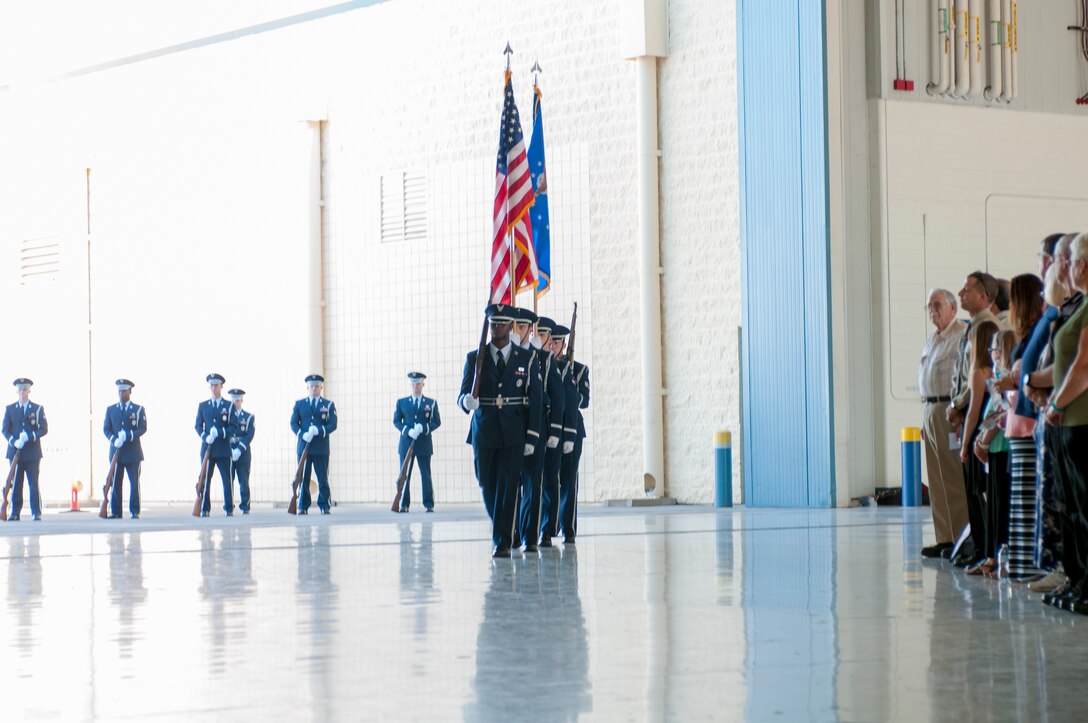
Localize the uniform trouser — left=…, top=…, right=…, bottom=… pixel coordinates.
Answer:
left=201, top=457, right=233, bottom=514
left=921, top=401, right=970, bottom=543
left=299, top=454, right=331, bottom=512
left=961, top=426, right=986, bottom=557
left=232, top=457, right=251, bottom=512
left=398, top=450, right=433, bottom=510
left=109, top=461, right=141, bottom=517
left=539, top=446, right=564, bottom=540
left=518, top=442, right=548, bottom=545
left=1050, top=424, right=1088, bottom=589
left=8, top=458, right=41, bottom=518
left=559, top=437, right=584, bottom=539
left=476, top=444, right=520, bottom=548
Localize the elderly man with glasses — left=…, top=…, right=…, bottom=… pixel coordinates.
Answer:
left=918, top=289, right=969, bottom=558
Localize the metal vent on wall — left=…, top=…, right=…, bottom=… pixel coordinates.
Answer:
left=20, top=237, right=61, bottom=283
left=380, top=171, right=427, bottom=243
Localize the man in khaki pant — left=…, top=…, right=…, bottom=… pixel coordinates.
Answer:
left=918, top=289, right=969, bottom=557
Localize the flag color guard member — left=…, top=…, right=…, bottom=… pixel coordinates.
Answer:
left=458, top=303, right=543, bottom=558
left=195, top=373, right=235, bottom=516
left=290, top=374, right=338, bottom=515
left=227, top=388, right=255, bottom=515
left=393, top=371, right=441, bottom=512
left=3, top=378, right=48, bottom=521
left=103, top=378, right=147, bottom=519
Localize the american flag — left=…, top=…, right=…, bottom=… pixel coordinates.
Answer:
left=491, top=71, right=536, bottom=304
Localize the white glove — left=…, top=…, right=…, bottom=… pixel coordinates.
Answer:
left=205, top=433, right=216, bottom=444
left=117, top=429, right=127, bottom=442
left=547, top=435, right=559, bottom=448
left=413, top=423, right=423, bottom=436
left=18, top=430, right=28, bottom=443
left=308, top=424, right=319, bottom=437
left=114, top=437, right=124, bottom=449
left=524, top=443, right=535, bottom=456
left=14, top=438, right=26, bottom=449
left=408, top=427, right=420, bottom=440
left=463, top=396, right=480, bottom=411
left=530, top=336, right=543, bottom=349
left=563, top=441, right=574, bottom=454
left=231, top=448, right=241, bottom=462
left=208, top=426, right=219, bottom=441
left=302, top=430, right=315, bottom=443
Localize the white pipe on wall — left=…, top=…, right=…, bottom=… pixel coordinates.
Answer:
left=306, top=120, right=324, bottom=376
left=984, top=0, right=1002, bottom=100
left=954, top=0, right=970, bottom=97
left=928, top=0, right=951, bottom=95
left=968, top=0, right=982, bottom=98
left=1000, top=0, right=1013, bottom=102
left=636, top=56, right=666, bottom=499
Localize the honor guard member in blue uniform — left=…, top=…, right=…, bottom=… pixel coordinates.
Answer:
left=103, top=379, right=147, bottom=519
left=3, top=378, right=48, bottom=521
left=457, top=303, right=543, bottom=558
left=393, top=371, right=442, bottom=512
left=551, top=329, right=590, bottom=544
left=532, top=317, right=570, bottom=548
left=227, top=389, right=255, bottom=514
left=513, top=308, right=564, bottom=552
left=290, top=374, right=338, bottom=514
left=195, top=373, right=235, bottom=516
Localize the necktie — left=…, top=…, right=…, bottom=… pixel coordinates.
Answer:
left=496, top=351, right=507, bottom=377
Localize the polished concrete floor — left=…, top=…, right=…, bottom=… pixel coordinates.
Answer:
left=2, top=504, right=1087, bottom=722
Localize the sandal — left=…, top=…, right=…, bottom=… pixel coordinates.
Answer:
left=966, top=558, right=996, bottom=576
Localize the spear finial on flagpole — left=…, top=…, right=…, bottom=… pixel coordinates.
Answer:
left=504, top=42, right=513, bottom=72
left=531, top=61, right=542, bottom=88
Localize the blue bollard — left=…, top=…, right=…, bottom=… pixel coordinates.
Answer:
left=715, top=430, right=732, bottom=508
left=900, top=427, right=922, bottom=507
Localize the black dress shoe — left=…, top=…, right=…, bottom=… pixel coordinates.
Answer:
left=523, top=542, right=538, bottom=553
left=8, top=515, right=19, bottom=521
left=921, top=543, right=952, bottom=558
left=320, top=508, right=330, bottom=515
left=539, top=537, right=553, bottom=548
left=109, top=514, right=122, bottom=519
left=200, top=511, right=209, bottom=517
left=226, top=511, right=233, bottom=517
left=492, top=546, right=511, bottom=559
left=425, top=508, right=434, bottom=513
left=298, top=509, right=308, bottom=515
left=242, top=510, right=249, bottom=515
left=940, top=546, right=955, bottom=559
left=32, top=515, right=41, bottom=521
left=130, top=514, right=139, bottom=520
left=563, top=536, right=576, bottom=545
left=952, top=553, right=981, bottom=568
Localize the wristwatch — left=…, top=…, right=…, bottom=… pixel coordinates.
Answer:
left=1022, top=373, right=1033, bottom=389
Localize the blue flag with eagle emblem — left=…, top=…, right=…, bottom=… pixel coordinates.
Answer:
left=528, top=85, right=551, bottom=297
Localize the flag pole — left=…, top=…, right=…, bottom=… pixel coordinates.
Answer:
left=504, top=42, right=516, bottom=303
left=531, top=59, right=542, bottom=316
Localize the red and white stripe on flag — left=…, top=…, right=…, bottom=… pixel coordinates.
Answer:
left=490, top=71, right=536, bottom=304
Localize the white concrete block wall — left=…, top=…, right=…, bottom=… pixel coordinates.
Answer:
left=0, top=0, right=743, bottom=504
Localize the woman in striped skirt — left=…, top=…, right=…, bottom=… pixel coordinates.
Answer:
left=1003, top=275, right=1046, bottom=580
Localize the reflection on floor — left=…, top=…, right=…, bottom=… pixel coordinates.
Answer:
left=2, top=505, right=1087, bottom=721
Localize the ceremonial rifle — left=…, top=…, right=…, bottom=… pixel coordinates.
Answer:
left=566, top=302, right=578, bottom=362
left=1, top=450, right=20, bottom=521
left=287, top=441, right=311, bottom=515
left=391, top=442, right=416, bottom=512
left=192, top=447, right=213, bottom=517
left=99, top=449, right=121, bottom=519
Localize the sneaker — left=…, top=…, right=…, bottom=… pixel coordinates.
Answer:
left=1029, top=569, right=1067, bottom=593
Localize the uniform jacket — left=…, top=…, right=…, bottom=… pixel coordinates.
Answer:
left=394, top=395, right=441, bottom=457
left=3, top=401, right=48, bottom=462
left=195, top=398, right=233, bottom=460
left=538, top=349, right=568, bottom=443
left=457, top=343, right=543, bottom=450
left=228, top=408, right=256, bottom=463
left=291, top=396, right=338, bottom=457
left=103, top=401, right=147, bottom=464
left=554, top=359, right=589, bottom=441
